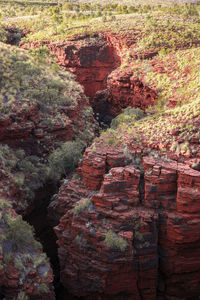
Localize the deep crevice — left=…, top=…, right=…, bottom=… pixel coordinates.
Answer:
left=139, top=172, right=145, bottom=204
left=23, top=182, right=67, bottom=299
left=23, top=182, right=88, bottom=299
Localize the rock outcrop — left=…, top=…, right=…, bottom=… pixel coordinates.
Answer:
left=0, top=42, right=97, bottom=298
left=3, top=26, right=200, bottom=300
left=93, top=67, right=158, bottom=123
left=52, top=144, right=200, bottom=299
left=0, top=42, right=96, bottom=154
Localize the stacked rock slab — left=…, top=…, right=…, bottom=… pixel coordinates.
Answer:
left=53, top=147, right=200, bottom=299
left=93, top=68, right=158, bottom=119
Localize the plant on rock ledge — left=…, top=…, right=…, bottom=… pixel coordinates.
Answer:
left=104, top=230, right=128, bottom=252
left=73, top=198, right=92, bottom=215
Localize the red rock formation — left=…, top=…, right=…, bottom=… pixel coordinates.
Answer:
left=0, top=40, right=98, bottom=220
left=53, top=145, right=200, bottom=299
left=0, top=95, right=95, bottom=154
left=0, top=91, right=97, bottom=216
left=7, top=31, right=200, bottom=299
left=143, top=157, right=200, bottom=299
left=93, top=67, right=158, bottom=120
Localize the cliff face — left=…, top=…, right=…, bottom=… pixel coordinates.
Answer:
left=4, top=31, right=200, bottom=299
left=0, top=42, right=98, bottom=298
left=52, top=145, right=200, bottom=299
left=42, top=34, right=200, bottom=298
left=0, top=94, right=93, bottom=154
left=93, top=68, right=158, bottom=122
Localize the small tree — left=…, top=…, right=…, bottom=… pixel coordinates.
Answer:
left=28, top=45, right=50, bottom=63
left=50, top=7, right=63, bottom=34
left=0, top=13, right=7, bottom=42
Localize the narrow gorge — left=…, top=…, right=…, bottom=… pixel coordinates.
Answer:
left=0, top=28, right=200, bottom=300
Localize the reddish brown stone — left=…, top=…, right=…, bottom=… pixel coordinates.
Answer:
left=53, top=147, right=200, bottom=299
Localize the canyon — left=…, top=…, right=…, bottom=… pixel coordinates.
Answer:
left=0, top=30, right=200, bottom=300
left=20, top=32, right=158, bottom=125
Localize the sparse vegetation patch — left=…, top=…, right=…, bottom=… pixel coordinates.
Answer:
left=104, top=230, right=128, bottom=252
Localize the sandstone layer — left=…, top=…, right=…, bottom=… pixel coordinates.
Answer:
left=21, top=32, right=159, bottom=125
left=2, top=27, right=200, bottom=300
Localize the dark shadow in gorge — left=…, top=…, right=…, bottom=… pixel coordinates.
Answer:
left=23, top=182, right=66, bottom=299
left=93, top=89, right=115, bottom=129
left=23, top=182, right=87, bottom=299
left=4, top=27, right=25, bottom=46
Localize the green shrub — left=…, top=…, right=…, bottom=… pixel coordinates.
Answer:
left=3, top=252, right=11, bottom=264
left=111, top=107, right=144, bottom=129
left=28, top=45, right=50, bottom=63
left=16, top=291, right=29, bottom=300
left=74, top=235, right=87, bottom=248
left=0, top=25, right=7, bottom=42
left=14, top=257, right=25, bottom=271
left=0, top=198, right=12, bottom=209
left=134, top=231, right=143, bottom=241
left=72, top=173, right=82, bottom=181
left=104, top=230, right=128, bottom=252
left=5, top=215, right=35, bottom=251
left=48, top=139, right=84, bottom=181
left=37, top=283, right=49, bottom=293
left=32, top=253, right=47, bottom=269
left=73, top=198, right=91, bottom=215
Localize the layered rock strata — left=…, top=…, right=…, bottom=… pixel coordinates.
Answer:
left=0, top=42, right=97, bottom=214
left=93, top=68, right=158, bottom=122
left=0, top=42, right=97, bottom=298
left=0, top=95, right=95, bottom=154
left=52, top=146, right=200, bottom=299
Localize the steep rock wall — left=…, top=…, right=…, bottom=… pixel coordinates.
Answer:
left=93, top=67, right=158, bottom=122
left=52, top=146, right=200, bottom=299
left=0, top=42, right=98, bottom=299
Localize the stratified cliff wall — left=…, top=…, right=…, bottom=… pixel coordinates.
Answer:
left=52, top=145, right=200, bottom=300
